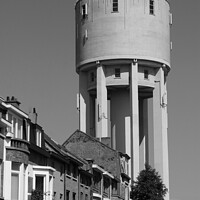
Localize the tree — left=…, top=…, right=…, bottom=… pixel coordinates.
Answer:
left=131, top=164, right=168, bottom=200
left=31, top=189, right=43, bottom=200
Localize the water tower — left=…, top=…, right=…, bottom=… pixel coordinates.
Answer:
left=75, top=0, right=171, bottom=197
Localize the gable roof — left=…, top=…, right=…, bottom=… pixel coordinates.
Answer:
left=44, top=133, right=84, bottom=166
left=62, top=129, right=121, bottom=178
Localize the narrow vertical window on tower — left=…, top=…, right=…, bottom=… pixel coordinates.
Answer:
left=149, top=0, right=154, bottom=15
left=144, top=70, right=149, bottom=79
left=90, top=72, right=95, bottom=82
left=112, top=0, right=118, bottom=12
left=115, top=68, right=121, bottom=78
left=82, top=3, right=88, bottom=19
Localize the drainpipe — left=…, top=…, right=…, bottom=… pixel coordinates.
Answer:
left=78, top=167, right=80, bottom=200
left=64, top=162, right=66, bottom=200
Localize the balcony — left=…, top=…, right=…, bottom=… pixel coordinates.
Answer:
left=9, top=138, right=30, bottom=154
left=92, top=185, right=101, bottom=194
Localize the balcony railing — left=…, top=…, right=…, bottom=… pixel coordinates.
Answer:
left=10, top=138, right=30, bottom=154
left=92, top=186, right=101, bottom=195
left=103, top=191, right=109, bottom=198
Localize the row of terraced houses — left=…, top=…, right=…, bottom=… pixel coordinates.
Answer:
left=0, top=96, right=130, bottom=200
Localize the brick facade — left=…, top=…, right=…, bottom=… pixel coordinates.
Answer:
left=63, top=130, right=121, bottom=178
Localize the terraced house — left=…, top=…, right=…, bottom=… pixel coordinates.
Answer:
left=0, top=96, right=90, bottom=200
left=0, top=96, right=130, bottom=200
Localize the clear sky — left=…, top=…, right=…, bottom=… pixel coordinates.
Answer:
left=0, top=1, right=199, bottom=200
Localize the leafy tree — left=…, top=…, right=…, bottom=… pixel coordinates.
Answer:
left=131, top=164, right=168, bottom=200
left=31, top=189, right=43, bottom=200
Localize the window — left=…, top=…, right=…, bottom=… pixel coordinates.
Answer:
left=60, top=165, right=64, bottom=177
left=82, top=4, right=88, bottom=19
left=93, top=171, right=101, bottom=191
left=66, top=164, right=71, bottom=176
left=36, top=130, right=42, bottom=147
left=112, top=0, right=118, bottom=12
left=80, top=192, right=83, bottom=200
left=90, top=72, right=95, bottom=82
left=11, top=173, right=19, bottom=200
left=11, top=162, right=20, bottom=200
left=66, top=190, right=70, bottom=200
left=85, top=194, right=88, bottom=200
left=149, top=0, right=154, bottom=15
left=13, top=117, right=17, bottom=136
left=103, top=177, right=110, bottom=197
left=18, top=119, right=22, bottom=139
left=144, top=70, right=149, bottom=79
left=28, top=176, right=33, bottom=199
left=115, top=68, right=121, bottom=78
left=7, top=113, right=23, bottom=139
left=112, top=180, right=118, bottom=195
left=72, top=164, right=77, bottom=179
left=73, top=192, right=76, bottom=200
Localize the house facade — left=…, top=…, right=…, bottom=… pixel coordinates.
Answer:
left=0, top=97, right=93, bottom=200
left=0, top=96, right=120, bottom=200
left=62, top=130, right=131, bottom=200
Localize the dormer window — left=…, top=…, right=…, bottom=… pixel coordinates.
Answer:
left=36, top=129, right=42, bottom=147
left=82, top=4, right=88, bottom=19
left=7, top=113, right=23, bottom=139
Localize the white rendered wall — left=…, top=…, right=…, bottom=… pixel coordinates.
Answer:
left=76, top=0, right=171, bottom=69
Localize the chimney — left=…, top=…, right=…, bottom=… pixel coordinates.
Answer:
left=29, top=107, right=38, bottom=124
left=5, top=96, right=21, bottom=108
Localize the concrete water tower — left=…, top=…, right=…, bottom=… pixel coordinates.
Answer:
left=75, top=0, right=171, bottom=197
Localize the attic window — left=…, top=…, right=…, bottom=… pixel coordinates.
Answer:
left=36, top=129, right=42, bottom=147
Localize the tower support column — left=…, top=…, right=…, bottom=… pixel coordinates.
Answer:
left=130, top=61, right=139, bottom=181
left=79, top=71, right=90, bottom=133
left=96, top=63, right=108, bottom=139
left=153, top=67, right=169, bottom=200
left=139, top=99, right=149, bottom=170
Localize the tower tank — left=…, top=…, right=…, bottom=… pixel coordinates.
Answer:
left=76, top=0, right=171, bottom=69
left=76, top=1, right=171, bottom=199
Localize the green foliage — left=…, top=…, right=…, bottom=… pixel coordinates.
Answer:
left=131, top=164, right=168, bottom=200
left=31, top=189, right=43, bottom=200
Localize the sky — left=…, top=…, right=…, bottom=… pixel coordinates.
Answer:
left=0, top=1, right=199, bottom=200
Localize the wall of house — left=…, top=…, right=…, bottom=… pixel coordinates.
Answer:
left=47, top=157, right=65, bottom=200
left=0, top=136, right=4, bottom=160
left=65, top=162, right=79, bottom=200
left=63, top=131, right=121, bottom=178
